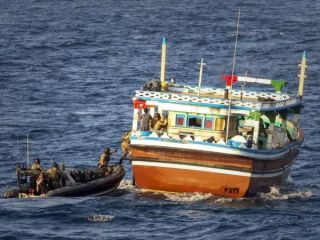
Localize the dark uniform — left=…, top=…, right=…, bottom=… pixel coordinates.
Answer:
left=139, top=108, right=152, bottom=131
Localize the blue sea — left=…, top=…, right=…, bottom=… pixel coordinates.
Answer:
left=0, top=0, right=319, bottom=239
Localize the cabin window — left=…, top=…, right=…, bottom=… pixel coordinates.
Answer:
left=205, top=117, right=214, bottom=129
left=215, top=118, right=226, bottom=131
left=176, top=114, right=185, bottom=126
left=187, top=115, right=203, bottom=128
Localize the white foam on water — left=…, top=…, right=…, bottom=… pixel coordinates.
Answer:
left=259, top=186, right=313, bottom=200
left=74, top=110, right=102, bottom=115
left=0, top=181, right=7, bottom=185
left=87, top=215, right=114, bottom=222
left=118, top=179, right=136, bottom=191
left=163, top=192, right=213, bottom=202
left=213, top=197, right=238, bottom=204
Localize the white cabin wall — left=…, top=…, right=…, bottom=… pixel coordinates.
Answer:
left=132, top=108, right=140, bottom=132
left=252, top=120, right=260, bottom=149
left=153, top=102, right=250, bottom=116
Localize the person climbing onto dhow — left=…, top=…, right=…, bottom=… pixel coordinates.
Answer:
left=120, top=131, right=131, bottom=164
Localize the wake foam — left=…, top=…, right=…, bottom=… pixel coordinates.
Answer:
left=259, top=186, right=313, bottom=200
left=163, top=192, right=213, bottom=202
left=213, top=197, right=239, bottom=204
left=87, top=215, right=114, bottom=222
left=116, top=180, right=313, bottom=204
left=118, top=179, right=136, bottom=191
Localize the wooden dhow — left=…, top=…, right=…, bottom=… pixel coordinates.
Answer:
left=129, top=37, right=307, bottom=198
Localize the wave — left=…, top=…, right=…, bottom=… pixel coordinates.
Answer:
left=73, top=110, right=104, bottom=116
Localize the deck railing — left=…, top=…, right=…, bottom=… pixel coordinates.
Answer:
left=171, top=85, right=290, bottom=101
left=135, top=90, right=302, bottom=112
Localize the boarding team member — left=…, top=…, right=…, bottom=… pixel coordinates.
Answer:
left=47, top=162, right=61, bottom=189
left=29, top=158, right=43, bottom=194
left=31, top=158, right=43, bottom=172
left=99, top=147, right=117, bottom=168
left=120, top=132, right=131, bottom=164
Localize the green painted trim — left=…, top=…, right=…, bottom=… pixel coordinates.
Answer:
left=250, top=111, right=261, bottom=121
left=271, top=80, right=287, bottom=93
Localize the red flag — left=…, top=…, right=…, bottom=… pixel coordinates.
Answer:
left=133, top=100, right=147, bottom=109
left=223, top=75, right=238, bottom=89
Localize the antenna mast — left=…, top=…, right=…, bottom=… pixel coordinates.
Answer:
left=16, top=134, right=21, bottom=166
left=231, top=9, right=241, bottom=88
left=240, top=67, right=248, bottom=100
left=198, top=58, right=206, bottom=96
left=26, top=134, right=30, bottom=167
left=225, top=9, right=241, bottom=143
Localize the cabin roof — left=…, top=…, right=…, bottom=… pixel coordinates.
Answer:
left=134, top=84, right=302, bottom=112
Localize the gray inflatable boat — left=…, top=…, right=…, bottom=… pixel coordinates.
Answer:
left=4, top=164, right=125, bottom=198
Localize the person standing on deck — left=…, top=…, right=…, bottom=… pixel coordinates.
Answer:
left=153, top=115, right=168, bottom=132
left=159, top=116, right=168, bottom=132
left=151, top=113, right=161, bottom=129
left=139, top=108, right=152, bottom=131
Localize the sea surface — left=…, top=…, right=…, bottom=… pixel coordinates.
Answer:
left=0, top=0, right=319, bottom=239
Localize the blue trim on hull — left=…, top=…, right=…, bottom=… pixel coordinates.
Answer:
left=131, top=135, right=303, bottom=156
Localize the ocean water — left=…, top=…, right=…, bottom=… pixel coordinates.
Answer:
left=0, top=0, right=319, bottom=239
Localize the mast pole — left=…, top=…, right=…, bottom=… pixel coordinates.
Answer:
left=230, top=9, right=241, bottom=90
left=298, top=51, right=307, bottom=97
left=16, top=135, right=19, bottom=164
left=240, top=67, right=248, bottom=100
left=226, top=9, right=241, bottom=143
left=26, top=134, right=30, bottom=167
left=160, top=37, right=167, bottom=83
left=198, top=58, right=206, bottom=96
